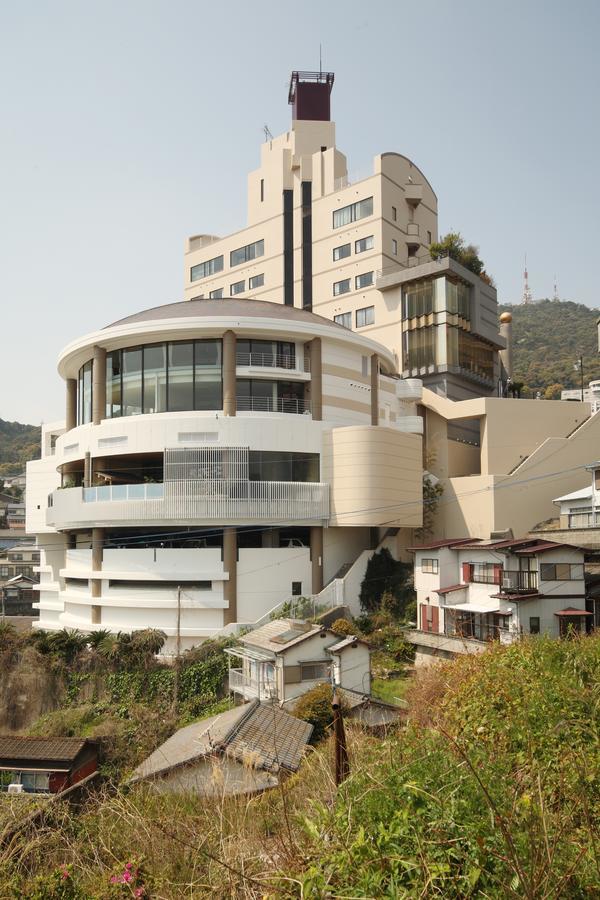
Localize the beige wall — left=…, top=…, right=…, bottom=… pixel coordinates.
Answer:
left=322, top=425, right=422, bottom=527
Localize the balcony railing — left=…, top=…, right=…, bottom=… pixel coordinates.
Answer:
left=501, top=571, right=538, bottom=592
left=48, top=480, right=329, bottom=527
left=237, top=396, right=310, bottom=415
left=83, top=484, right=164, bottom=503
left=235, top=351, right=309, bottom=372
left=228, top=668, right=278, bottom=700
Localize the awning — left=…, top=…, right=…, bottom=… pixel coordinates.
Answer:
left=224, top=646, right=274, bottom=662
left=450, top=603, right=500, bottom=614
left=435, top=584, right=465, bottom=595
left=554, top=608, right=593, bottom=616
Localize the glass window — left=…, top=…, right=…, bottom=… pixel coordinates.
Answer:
left=355, top=235, right=374, bottom=254
left=332, top=197, right=373, bottom=229
left=356, top=306, right=374, bottom=328
left=355, top=272, right=374, bottom=289
left=143, top=344, right=167, bottom=414
left=78, top=360, right=93, bottom=425
left=249, top=273, right=264, bottom=289
left=333, top=278, right=351, bottom=296
left=403, top=279, right=435, bottom=318
left=230, top=239, right=264, bottom=267
left=190, top=255, right=223, bottom=282
left=194, top=340, right=222, bottom=410
left=168, top=342, right=194, bottom=412
left=392, top=239, right=398, bottom=256
left=301, top=662, right=328, bottom=681
left=403, top=326, right=437, bottom=370
left=392, top=206, right=397, bottom=221
left=456, top=331, right=494, bottom=382
left=421, top=558, right=439, bottom=574
left=106, top=351, right=121, bottom=418
left=248, top=451, right=319, bottom=482
left=292, top=581, right=302, bottom=596
left=334, top=312, right=352, bottom=329
left=121, top=349, right=142, bottom=417
left=230, top=280, right=245, bottom=295
left=529, top=616, right=540, bottom=635
left=333, top=243, right=351, bottom=261
left=446, top=280, right=471, bottom=318
left=540, top=563, right=583, bottom=581
left=209, top=288, right=223, bottom=299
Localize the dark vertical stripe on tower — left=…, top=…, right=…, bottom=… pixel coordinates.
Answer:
left=283, top=189, right=294, bottom=306
left=301, top=180, right=313, bottom=310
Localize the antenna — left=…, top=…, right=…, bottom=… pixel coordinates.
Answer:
left=319, top=43, right=322, bottom=76
left=553, top=275, right=559, bottom=302
left=522, top=253, right=533, bottom=304
left=263, top=124, right=273, bottom=142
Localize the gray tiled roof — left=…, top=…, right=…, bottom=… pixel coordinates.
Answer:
left=241, top=619, right=325, bottom=653
left=0, top=736, right=89, bottom=763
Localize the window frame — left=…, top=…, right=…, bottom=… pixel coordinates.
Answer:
left=230, top=239, right=264, bottom=268
left=333, top=312, right=352, bottom=329
left=421, top=558, right=439, bottom=575
left=190, top=255, right=224, bottom=283
left=355, top=235, right=374, bottom=254
left=333, top=243, right=351, bottom=261
left=248, top=273, right=264, bottom=290
left=300, top=661, right=329, bottom=682
left=355, top=306, right=375, bottom=328
left=230, top=279, right=245, bottom=296
left=355, top=271, right=374, bottom=290
left=333, top=278, right=351, bottom=297
left=332, top=196, right=373, bottom=229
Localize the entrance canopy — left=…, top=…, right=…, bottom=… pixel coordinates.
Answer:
left=451, top=603, right=500, bottom=615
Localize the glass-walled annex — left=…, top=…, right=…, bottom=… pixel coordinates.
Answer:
left=401, top=276, right=494, bottom=383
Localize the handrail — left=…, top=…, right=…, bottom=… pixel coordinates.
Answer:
left=237, top=396, right=311, bottom=414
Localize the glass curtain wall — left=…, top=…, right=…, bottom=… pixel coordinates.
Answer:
left=403, top=279, right=435, bottom=318
left=102, top=339, right=222, bottom=418
left=78, top=361, right=93, bottom=424
left=402, top=327, right=437, bottom=370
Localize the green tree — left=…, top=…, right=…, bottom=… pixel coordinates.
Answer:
left=359, top=548, right=414, bottom=616
left=544, top=382, right=564, bottom=400
left=429, top=231, right=493, bottom=283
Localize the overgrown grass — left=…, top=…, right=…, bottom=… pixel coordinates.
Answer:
left=370, top=674, right=409, bottom=705
left=1, top=634, right=597, bottom=897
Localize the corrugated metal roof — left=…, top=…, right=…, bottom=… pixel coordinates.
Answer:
left=0, top=736, right=89, bottom=763
left=327, top=636, right=367, bottom=653
left=435, top=584, right=466, bottom=595
left=222, top=704, right=313, bottom=773
left=408, top=538, right=476, bottom=551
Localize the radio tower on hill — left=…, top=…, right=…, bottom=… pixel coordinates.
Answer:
left=522, top=254, right=533, bottom=304
left=552, top=275, right=559, bottom=301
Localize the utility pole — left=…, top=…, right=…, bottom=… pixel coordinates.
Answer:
left=332, top=691, right=349, bottom=786
left=173, top=585, right=182, bottom=709
left=575, top=355, right=585, bottom=400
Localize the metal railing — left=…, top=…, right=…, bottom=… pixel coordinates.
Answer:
left=501, top=571, right=538, bottom=592
left=237, top=396, right=310, bottom=415
left=228, top=668, right=278, bottom=699
left=235, top=351, right=308, bottom=372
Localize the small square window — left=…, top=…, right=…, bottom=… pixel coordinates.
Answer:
left=292, top=581, right=302, bottom=596
left=230, top=280, right=245, bottom=296
left=355, top=272, right=374, bottom=290
left=333, top=243, right=351, bottom=261
left=355, top=235, right=374, bottom=254
left=333, top=278, right=351, bottom=297
left=334, top=312, right=352, bottom=329
left=209, top=288, right=223, bottom=299
left=249, top=273, right=264, bottom=290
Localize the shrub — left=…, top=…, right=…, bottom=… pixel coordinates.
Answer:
left=329, top=618, right=354, bottom=636
left=359, top=548, right=414, bottom=617
left=293, top=683, right=337, bottom=742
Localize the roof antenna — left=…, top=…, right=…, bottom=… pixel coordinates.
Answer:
left=319, top=43, right=322, bottom=76
left=263, top=124, right=273, bottom=141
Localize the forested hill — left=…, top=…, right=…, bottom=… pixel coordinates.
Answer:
left=0, top=419, right=40, bottom=477
left=499, top=299, right=600, bottom=398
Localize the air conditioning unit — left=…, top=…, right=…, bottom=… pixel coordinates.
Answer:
left=8, top=783, right=24, bottom=794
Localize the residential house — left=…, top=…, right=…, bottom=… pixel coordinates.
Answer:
left=2, top=574, right=39, bottom=616
left=6, top=502, right=26, bottom=531
left=408, top=537, right=591, bottom=665
left=226, top=618, right=371, bottom=703
left=128, top=699, right=312, bottom=797
left=0, top=737, right=98, bottom=794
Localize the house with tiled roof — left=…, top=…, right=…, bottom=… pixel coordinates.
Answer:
left=0, top=736, right=98, bottom=794
left=407, top=536, right=591, bottom=665
left=226, top=618, right=371, bottom=703
left=128, top=699, right=313, bottom=797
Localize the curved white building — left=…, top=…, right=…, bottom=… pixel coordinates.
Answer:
left=27, top=298, right=423, bottom=650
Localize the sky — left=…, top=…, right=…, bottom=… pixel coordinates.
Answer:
left=1, top=0, right=599, bottom=425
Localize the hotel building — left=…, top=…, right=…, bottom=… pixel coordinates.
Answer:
left=184, top=71, right=504, bottom=402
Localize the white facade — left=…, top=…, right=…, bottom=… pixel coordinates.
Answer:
left=412, top=536, right=589, bottom=649
left=27, top=299, right=423, bottom=650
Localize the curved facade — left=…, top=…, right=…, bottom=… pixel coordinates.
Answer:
left=27, top=298, right=423, bottom=650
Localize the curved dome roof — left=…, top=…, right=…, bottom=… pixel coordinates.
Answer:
left=105, top=297, right=345, bottom=331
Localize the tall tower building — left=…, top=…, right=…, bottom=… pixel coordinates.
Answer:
left=522, top=255, right=533, bottom=304
left=184, top=71, right=504, bottom=401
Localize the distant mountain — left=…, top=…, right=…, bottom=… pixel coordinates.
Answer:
left=0, top=419, right=40, bottom=478
left=499, top=299, right=600, bottom=398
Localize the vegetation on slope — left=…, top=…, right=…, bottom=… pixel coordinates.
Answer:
left=0, top=418, right=40, bottom=478
left=0, top=634, right=597, bottom=897
left=499, top=298, right=600, bottom=397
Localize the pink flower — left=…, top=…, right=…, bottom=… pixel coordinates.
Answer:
left=122, top=871, right=132, bottom=883
left=134, top=890, right=144, bottom=898
left=110, top=875, right=118, bottom=883
left=125, top=862, right=133, bottom=870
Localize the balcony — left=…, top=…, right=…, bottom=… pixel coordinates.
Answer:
left=395, top=378, right=423, bottom=402
left=404, top=184, right=423, bottom=206
left=237, top=396, right=311, bottom=415
left=47, top=480, right=329, bottom=528
left=568, top=509, right=600, bottom=528
left=228, top=668, right=278, bottom=700
left=500, top=571, right=538, bottom=593
left=406, top=223, right=420, bottom=248
left=235, top=351, right=310, bottom=374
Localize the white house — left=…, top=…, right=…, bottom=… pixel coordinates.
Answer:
left=226, top=618, right=371, bottom=703
left=408, top=536, right=591, bottom=664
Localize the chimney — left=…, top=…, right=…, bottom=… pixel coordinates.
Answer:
left=288, top=70, right=334, bottom=122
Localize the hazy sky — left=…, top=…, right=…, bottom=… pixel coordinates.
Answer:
left=1, top=0, right=598, bottom=424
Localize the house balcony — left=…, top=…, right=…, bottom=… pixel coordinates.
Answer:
left=406, top=223, right=420, bottom=249
left=228, top=668, right=278, bottom=701
left=47, top=480, right=330, bottom=529
left=404, top=184, right=423, bottom=206
left=500, top=571, right=538, bottom=592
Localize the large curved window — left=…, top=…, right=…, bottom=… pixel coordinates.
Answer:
left=77, top=361, right=93, bottom=425
left=101, top=339, right=222, bottom=418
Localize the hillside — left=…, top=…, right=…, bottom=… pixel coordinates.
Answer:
left=499, top=298, right=600, bottom=398
left=0, top=418, right=40, bottom=478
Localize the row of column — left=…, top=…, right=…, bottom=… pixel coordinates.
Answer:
left=65, top=334, right=325, bottom=430
left=83, top=525, right=323, bottom=629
